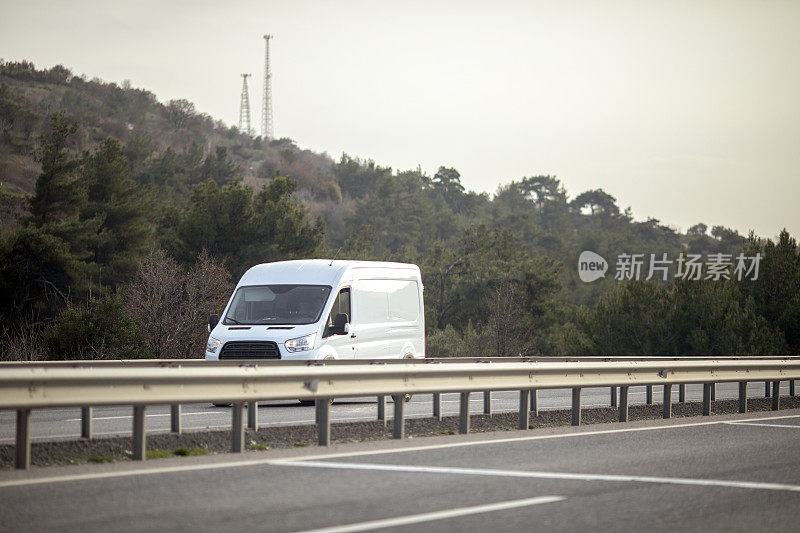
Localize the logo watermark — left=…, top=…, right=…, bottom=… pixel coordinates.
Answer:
left=578, top=251, right=608, bottom=282
left=578, top=251, right=762, bottom=283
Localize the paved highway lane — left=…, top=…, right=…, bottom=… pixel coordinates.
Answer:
left=0, top=381, right=790, bottom=442
left=2, top=411, right=799, bottom=532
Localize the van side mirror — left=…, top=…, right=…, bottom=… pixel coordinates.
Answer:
left=332, top=313, right=349, bottom=335
left=209, top=313, right=219, bottom=332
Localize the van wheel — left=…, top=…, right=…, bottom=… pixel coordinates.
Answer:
left=299, top=399, right=333, bottom=406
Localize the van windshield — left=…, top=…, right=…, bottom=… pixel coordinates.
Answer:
left=223, top=285, right=332, bottom=325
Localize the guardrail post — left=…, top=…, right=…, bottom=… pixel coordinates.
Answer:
left=432, top=393, right=441, bottom=421
left=15, top=408, right=30, bottom=470
left=711, top=383, right=716, bottom=401
left=133, top=405, right=146, bottom=460
left=170, top=404, right=181, bottom=434
left=679, top=384, right=686, bottom=403
left=791, top=380, right=796, bottom=397
left=738, top=382, right=748, bottom=413
left=619, top=386, right=629, bottom=422
left=530, top=389, right=538, bottom=416
left=377, top=395, right=387, bottom=425
left=571, top=388, right=582, bottom=426
left=610, top=386, right=617, bottom=407
left=519, top=390, right=530, bottom=430
left=231, top=402, right=245, bottom=453
left=646, top=385, right=653, bottom=405
left=81, top=407, right=92, bottom=439
left=483, top=391, right=492, bottom=416
left=459, top=392, right=470, bottom=434
left=317, top=398, right=331, bottom=446
left=662, top=384, right=672, bottom=419
left=764, top=381, right=770, bottom=398
left=772, top=381, right=780, bottom=411
left=702, top=384, right=711, bottom=416
left=247, top=401, right=258, bottom=430
left=392, top=394, right=405, bottom=439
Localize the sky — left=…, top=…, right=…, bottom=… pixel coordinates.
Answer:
left=1, top=0, right=798, bottom=238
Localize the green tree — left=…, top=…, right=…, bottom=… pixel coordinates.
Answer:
left=79, top=138, right=151, bottom=287
left=570, top=189, right=620, bottom=217
left=740, top=229, right=800, bottom=353
left=0, top=227, right=79, bottom=326
left=672, top=280, right=785, bottom=356
left=579, top=280, right=677, bottom=355
left=44, top=293, right=141, bottom=360
left=27, top=113, right=82, bottom=226
left=200, top=146, right=239, bottom=185
left=248, top=175, right=325, bottom=266
left=161, top=176, right=324, bottom=276
left=581, top=279, right=786, bottom=356
left=333, top=154, right=392, bottom=199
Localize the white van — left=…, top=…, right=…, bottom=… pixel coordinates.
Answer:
left=205, top=260, right=425, bottom=361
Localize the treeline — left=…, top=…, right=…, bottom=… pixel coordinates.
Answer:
left=0, top=114, right=323, bottom=360
left=1, top=61, right=797, bottom=360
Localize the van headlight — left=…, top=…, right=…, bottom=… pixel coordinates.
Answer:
left=206, top=336, right=221, bottom=353
left=284, top=333, right=316, bottom=352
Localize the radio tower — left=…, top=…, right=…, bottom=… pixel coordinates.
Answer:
left=238, top=73, right=253, bottom=135
left=261, top=34, right=274, bottom=139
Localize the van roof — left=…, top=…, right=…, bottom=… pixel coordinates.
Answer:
left=237, top=259, right=420, bottom=287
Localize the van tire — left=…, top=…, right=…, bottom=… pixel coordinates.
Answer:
left=299, top=399, right=333, bottom=406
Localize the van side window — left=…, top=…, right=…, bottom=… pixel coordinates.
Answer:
left=324, top=288, right=350, bottom=337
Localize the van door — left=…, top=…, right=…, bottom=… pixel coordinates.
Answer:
left=320, top=287, right=357, bottom=359
left=351, top=280, right=396, bottom=358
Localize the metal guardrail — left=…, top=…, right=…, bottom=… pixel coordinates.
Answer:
left=2, top=358, right=800, bottom=470
left=2, top=355, right=799, bottom=368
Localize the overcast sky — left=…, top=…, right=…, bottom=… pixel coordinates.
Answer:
left=2, top=0, right=798, bottom=238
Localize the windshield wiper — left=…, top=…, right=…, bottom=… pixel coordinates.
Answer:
left=224, top=317, right=242, bottom=325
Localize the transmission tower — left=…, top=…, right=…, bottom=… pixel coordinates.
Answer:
left=261, top=34, right=274, bottom=139
left=238, top=73, right=253, bottom=135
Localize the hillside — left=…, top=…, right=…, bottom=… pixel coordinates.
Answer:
left=0, top=60, right=747, bottom=259
left=5, top=59, right=795, bottom=362
left=0, top=61, right=341, bottom=229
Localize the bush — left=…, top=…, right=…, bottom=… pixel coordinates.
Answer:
left=44, top=292, right=142, bottom=360
left=126, top=249, right=232, bottom=358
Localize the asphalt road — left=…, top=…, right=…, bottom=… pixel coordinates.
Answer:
left=1, top=409, right=799, bottom=532
left=0, top=381, right=788, bottom=443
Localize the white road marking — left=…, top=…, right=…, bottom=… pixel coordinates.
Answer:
left=725, top=422, right=800, bottom=429
left=292, top=495, right=565, bottom=533
left=2, top=413, right=799, bottom=488
left=274, top=413, right=800, bottom=463
left=62, top=411, right=228, bottom=422
left=278, top=460, right=800, bottom=494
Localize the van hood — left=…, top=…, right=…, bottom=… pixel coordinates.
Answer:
left=209, top=324, right=318, bottom=344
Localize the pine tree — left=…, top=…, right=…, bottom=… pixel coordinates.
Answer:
left=79, top=138, right=151, bottom=288
left=28, top=113, right=82, bottom=226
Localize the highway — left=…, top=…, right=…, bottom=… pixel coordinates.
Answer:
left=0, top=381, right=787, bottom=443
left=1, top=409, right=798, bottom=531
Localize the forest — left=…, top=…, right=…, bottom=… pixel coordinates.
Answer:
left=1, top=60, right=798, bottom=360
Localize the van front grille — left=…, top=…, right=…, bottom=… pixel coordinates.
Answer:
left=219, top=341, right=280, bottom=359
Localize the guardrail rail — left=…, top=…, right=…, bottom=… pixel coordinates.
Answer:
left=1, top=357, right=799, bottom=469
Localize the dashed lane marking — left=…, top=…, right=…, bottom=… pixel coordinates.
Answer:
left=291, top=495, right=565, bottom=533
left=278, top=460, right=800, bottom=494
left=725, top=422, right=800, bottom=429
